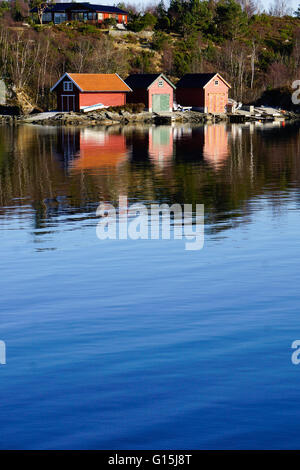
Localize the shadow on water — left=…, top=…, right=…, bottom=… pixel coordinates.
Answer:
left=0, top=121, right=300, bottom=234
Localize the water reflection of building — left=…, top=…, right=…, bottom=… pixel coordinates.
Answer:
left=54, top=123, right=230, bottom=174
left=148, top=126, right=174, bottom=166
left=203, top=124, right=229, bottom=169
left=54, top=128, right=128, bottom=172
left=72, top=129, right=128, bottom=171
left=174, top=126, right=205, bottom=162
left=172, top=123, right=229, bottom=169
left=55, top=128, right=80, bottom=170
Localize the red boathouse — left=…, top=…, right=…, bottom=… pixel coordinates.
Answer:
left=176, top=73, right=231, bottom=113
left=125, top=74, right=176, bottom=113
left=51, top=73, right=132, bottom=112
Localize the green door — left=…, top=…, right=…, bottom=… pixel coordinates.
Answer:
left=152, top=94, right=170, bottom=112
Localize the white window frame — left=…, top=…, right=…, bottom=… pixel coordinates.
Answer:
left=63, top=81, right=73, bottom=92
left=158, top=80, right=164, bottom=87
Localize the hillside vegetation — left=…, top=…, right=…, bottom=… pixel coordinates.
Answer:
left=1, top=0, right=300, bottom=111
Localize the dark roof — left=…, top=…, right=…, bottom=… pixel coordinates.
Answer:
left=84, top=3, right=127, bottom=14
left=125, top=74, right=176, bottom=90
left=30, top=2, right=70, bottom=13
left=30, top=2, right=127, bottom=14
left=176, top=73, right=218, bottom=88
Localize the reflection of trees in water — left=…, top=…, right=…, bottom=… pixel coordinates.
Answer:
left=0, top=122, right=300, bottom=232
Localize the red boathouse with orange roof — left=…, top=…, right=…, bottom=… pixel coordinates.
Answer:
left=51, top=73, right=132, bottom=112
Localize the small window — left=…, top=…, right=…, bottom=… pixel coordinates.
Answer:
left=54, top=12, right=67, bottom=24
left=98, top=12, right=103, bottom=20
left=158, top=80, right=164, bottom=87
left=214, top=80, right=219, bottom=86
left=63, top=81, right=73, bottom=91
left=42, top=12, right=52, bottom=22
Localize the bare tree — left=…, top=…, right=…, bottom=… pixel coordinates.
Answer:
left=70, top=39, right=94, bottom=73
left=269, top=0, right=292, bottom=17
left=250, top=41, right=256, bottom=89
left=237, top=0, right=260, bottom=17
left=267, top=61, right=290, bottom=88
left=9, top=32, right=41, bottom=89
left=30, top=0, right=54, bottom=25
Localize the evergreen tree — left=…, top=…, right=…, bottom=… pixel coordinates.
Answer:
left=294, top=5, right=300, bottom=17
left=215, top=0, right=248, bottom=40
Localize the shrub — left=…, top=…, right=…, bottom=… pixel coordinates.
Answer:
left=152, top=31, right=170, bottom=51
left=78, top=24, right=100, bottom=35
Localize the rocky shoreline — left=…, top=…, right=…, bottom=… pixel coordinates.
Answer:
left=0, top=109, right=227, bottom=126
left=1, top=108, right=299, bottom=127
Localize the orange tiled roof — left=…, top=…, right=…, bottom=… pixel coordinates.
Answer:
left=68, top=73, right=131, bottom=92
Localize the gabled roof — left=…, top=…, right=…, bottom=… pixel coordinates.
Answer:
left=51, top=73, right=132, bottom=92
left=176, top=73, right=231, bottom=89
left=125, top=73, right=176, bottom=90
left=30, top=2, right=127, bottom=14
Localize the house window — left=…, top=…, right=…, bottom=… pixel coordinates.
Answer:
left=88, top=12, right=93, bottom=20
left=158, top=80, right=164, bottom=87
left=72, top=12, right=85, bottom=21
left=98, top=12, right=103, bottom=20
left=63, top=81, right=73, bottom=91
left=214, top=80, right=219, bottom=86
left=42, top=12, right=52, bottom=22
left=54, top=12, right=67, bottom=24
left=122, top=15, right=126, bottom=22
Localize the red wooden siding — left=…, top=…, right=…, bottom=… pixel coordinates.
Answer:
left=127, top=77, right=174, bottom=112
left=176, top=88, right=204, bottom=109
left=176, top=75, right=229, bottom=113
left=54, top=76, right=128, bottom=111
left=148, top=79, right=173, bottom=112
left=204, top=78, right=228, bottom=113
left=126, top=89, right=148, bottom=108
left=79, top=92, right=126, bottom=108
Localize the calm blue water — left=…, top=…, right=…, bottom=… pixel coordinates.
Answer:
left=1, top=122, right=300, bottom=449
